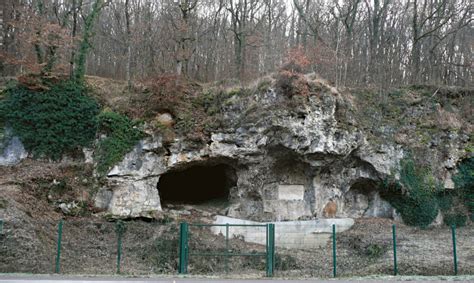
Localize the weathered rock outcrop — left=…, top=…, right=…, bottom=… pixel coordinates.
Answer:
left=2, top=77, right=468, bottom=223
left=93, top=80, right=472, bottom=222
left=0, top=129, right=27, bottom=166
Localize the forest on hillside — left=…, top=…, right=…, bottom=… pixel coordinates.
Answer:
left=0, top=0, right=472, bottom=88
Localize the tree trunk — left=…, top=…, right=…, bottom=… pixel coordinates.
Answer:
left=125, top=0, right=131, bottom=89
left=74, top=0, right=103, bottom=82
left=69, top=0, right=79, bottom=78
left=411, top=0, right=421, bottom=84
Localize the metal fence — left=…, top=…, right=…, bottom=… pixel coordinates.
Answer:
left=0, top=219, right=179, bottom=275
left=0, top=218, right=472, bottom=277
left=179, top=223, right=275, bottom=276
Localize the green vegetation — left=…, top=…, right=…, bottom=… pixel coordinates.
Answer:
left=381, top=158, right=440, bottom=228
left=39, top=178, right=69, bottom=196
left=94, top=111, right=144, bottom=175
left=434, top=157, right=474, bottom=227
left=453, top=158, right=474, bottom=221
left=436, top=191, right=454, bottom=213
left=274, top=254, right=299, bottom=270
left=149, top=226, right=179, bottom=272
left=365, top=243, right=386, bottom=259
left=257, top=78, right=272, bottom=93
left=382, top=156, right=474, bottom=227
left=443, top=213, right=467, bottom=227
left=0, top=77, right=144, bottom=175
left=0, top=198, right=7, bottom=209
left=0, top=80, right=99, bottom=160
left=196, top=87, right=243, bottom=116
left=115, top=220, right=126, bottom=236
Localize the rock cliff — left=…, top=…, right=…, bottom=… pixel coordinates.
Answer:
left=90, top=76, right=472, bottom=223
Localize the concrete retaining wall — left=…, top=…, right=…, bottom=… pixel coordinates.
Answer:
left=211, top=215, right=354, bottom=249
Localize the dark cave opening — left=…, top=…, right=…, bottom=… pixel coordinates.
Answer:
left=158, top=164, right=236, bottom=205
left=349, top=179, right=378, bottom=194
left=345, top=179, right=379, bottom=204
left=344, top=178, right=379, bottom=217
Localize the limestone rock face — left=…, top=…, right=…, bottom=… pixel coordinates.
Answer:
left=97, top=176, right=162, bottom=218
left=0, top=131, right=27, bottom=166
left=95, top=85, right=471, bottom=222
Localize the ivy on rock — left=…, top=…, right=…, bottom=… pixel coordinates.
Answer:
left=380, top=157, right=440, bottom=228
left=94, top=111, right=144, bottom=175
left=0, top=80, right=99, bottom=160
left=453, top=158, right=474, bottom=222
left=0, top=79, right=143, bottom=176
left=381, top=156, right=473, bottom=228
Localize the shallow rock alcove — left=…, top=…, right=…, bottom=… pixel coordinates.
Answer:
left=157, top=163, right=236, bottom=205
left=344, top=178, right=392, bottom=218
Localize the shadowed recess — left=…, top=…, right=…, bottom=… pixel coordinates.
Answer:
left=158, top=164, right=236, bottom=204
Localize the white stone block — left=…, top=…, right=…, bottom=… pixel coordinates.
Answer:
left=278, top=185, right=305, bottom=200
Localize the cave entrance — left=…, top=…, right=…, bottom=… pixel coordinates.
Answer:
left=344, top=178, right=392, bottom=218
left=158, top=164, right=236, bottom=206
left=343, top=179, right=378, bottom=217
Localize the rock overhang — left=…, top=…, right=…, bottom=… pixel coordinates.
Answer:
left=93, top=84, right=470, bottom=224
left=95, top=90, right=400, bottom=221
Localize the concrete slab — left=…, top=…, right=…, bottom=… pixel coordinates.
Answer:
left=211, top=216, right=354, bottom=249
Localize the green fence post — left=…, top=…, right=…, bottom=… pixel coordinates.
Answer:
left=116, top=221, right=124, bottom=274
left=225, top=223, right=229, bottom=273
left=332, top=224, right=336, bottom=278
left=178, top=222, right=189, bottom=274
left=265, top=225, right=269, bottom=276
left=55, top=219, right=63, bottom=274
left=451, top=224, right=458, bottom=275
left=271, top=224, right=275, bottom=274
left=266, top=223, right=275, bottom=277
left=392, top=224, right=398, bottom=275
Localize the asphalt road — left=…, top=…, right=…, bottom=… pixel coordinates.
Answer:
left=1, top=275, right=474, bottom=283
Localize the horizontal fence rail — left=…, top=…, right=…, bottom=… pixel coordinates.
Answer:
left=0, top=218, right=472, bottom=277
left=180, top=222, right=275, bottom=276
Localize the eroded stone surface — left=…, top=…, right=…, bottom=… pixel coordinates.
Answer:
left=97, top=176, right=161, bottom=218
left=97, top=86, right=470, bottom=224
left=0, top=135, right=27, bottom=166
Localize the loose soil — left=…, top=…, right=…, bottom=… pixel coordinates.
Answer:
left=0, top=160, right=473, bottom=278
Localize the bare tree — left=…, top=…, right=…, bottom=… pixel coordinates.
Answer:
left=2, top=0, right=472, bottom=87
left=175, top=0, right=198, bottom=77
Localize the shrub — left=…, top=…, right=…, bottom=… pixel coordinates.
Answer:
left=276, top=46, right=310, bottom=97
left=339, top=234, right=388, bottom=259
left=0, top=80, right=99, bottom=159
left=136, top=75, right=219, bottom=140
left=280, top=46, right=311, bottom=73
left=365, top=243, right=386, bottom=259
left=195, top=88, right=242, bottom=117
left=453, top=157, right=474, bottom=220
left=148, top=226, right=179, bottom=272
left=276, top=70, right=309, bottom=97
left=381, top=158, right=439, bottom=228
left=443, top=213, right=467, bottom=227
left=257, top=78, right=272, bottom=93
left=136, top=75, right=200, bottom=119
left=436, top=191, right=454, bottom=212
left=275, top=253, right=300, bottom=270
left=94, top=111, right=143, bottom=175
left=241, top=251, right=266, bottom=270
